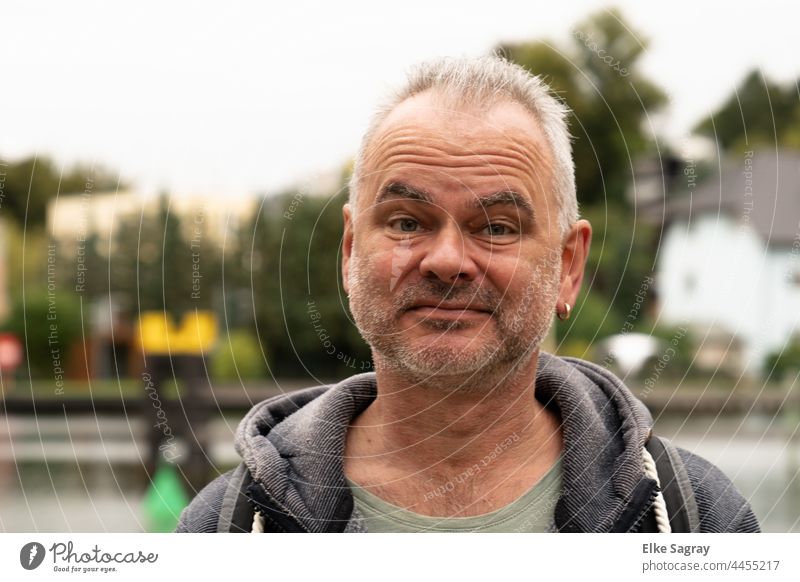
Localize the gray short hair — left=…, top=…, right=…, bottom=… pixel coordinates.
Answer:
left=348, top=55, right=578, bottom=236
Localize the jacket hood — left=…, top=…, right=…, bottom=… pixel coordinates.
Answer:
left=233, top=352, right=656, bottom=532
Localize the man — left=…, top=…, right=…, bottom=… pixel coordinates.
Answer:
left=177, top=56, right=759, bottom=533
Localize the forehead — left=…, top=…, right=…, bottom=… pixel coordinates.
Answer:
left=359, top=91, right=555, bottom=208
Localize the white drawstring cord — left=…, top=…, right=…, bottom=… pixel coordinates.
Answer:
left=642, top=447, right=672, bottom=533
left=250, top=452, right=672, bottom=533
left=251, top=510, right=265, bottom=533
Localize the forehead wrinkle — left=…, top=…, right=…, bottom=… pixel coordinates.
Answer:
left=368, top=125, right=546, bottom=164
left=371, top=147, right=547, bottom=184
left=367, top=126, right=553, bottom=184
left=372, top=149, right=553, bottom=211
left=361, top=120, right=557, bottom=217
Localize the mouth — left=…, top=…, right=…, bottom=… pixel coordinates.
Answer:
left=405, top=301, right=494, bottom=318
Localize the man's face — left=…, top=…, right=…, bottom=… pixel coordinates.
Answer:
left=343, top=92, right=573, bottom=381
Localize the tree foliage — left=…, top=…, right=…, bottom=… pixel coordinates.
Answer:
left=109, top=195, right=221, bottom=315
left=239, top=190, right=370, bottom=379
left=694, top=70, right=800, bottom=151
left=499, top=9, right=667, bottom=207
left=764, top=335, right=800, bottom=383
left=1, top=289, right=86, bottom=379
left=211, top=329, right=268, bottom=380
left=1, top=156, right=121, bottom=227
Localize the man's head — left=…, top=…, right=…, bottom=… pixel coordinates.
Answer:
left=342, top=56, right=591, bottom=384
left=349, top=56, right=578, bottom=236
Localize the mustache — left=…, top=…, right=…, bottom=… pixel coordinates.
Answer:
left=392, top=279, right=502, bottom=314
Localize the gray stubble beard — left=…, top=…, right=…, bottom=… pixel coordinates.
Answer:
left=347, top=247, right=562, bottom=391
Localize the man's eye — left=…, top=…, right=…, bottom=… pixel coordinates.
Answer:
left=390, top=218, right=420, bottom=232
left=483, top=223, right=513, bottom=236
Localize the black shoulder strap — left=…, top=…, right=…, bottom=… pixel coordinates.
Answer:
left=217, top=462, right=312, bottom=533
left=645, top=435, right=701, bottom=532
left=217, top=462, right=256, bottom=533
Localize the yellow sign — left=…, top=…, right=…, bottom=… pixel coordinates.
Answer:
left=137, top=311, right=218, bottom=355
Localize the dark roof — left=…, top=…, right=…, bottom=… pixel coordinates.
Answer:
left=665, top=149, right=800, bottom=246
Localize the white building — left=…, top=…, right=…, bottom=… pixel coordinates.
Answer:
left=657, top=149, right=800, bottom=375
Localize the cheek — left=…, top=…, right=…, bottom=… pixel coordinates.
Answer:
left=352, top=243, right=405, bottom=283
left=483, top=255, right=531, bottom=294
left=361, top=233, right=419, bottom=270
left=387, top=241, right=416, bottom=265
left=492, top=253, right=561, bottom=300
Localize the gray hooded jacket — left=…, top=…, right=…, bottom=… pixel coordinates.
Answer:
left=176, top=353, right=760, bottom=533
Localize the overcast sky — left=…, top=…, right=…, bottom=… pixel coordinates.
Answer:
left=2, top=0, right=799, bottom=199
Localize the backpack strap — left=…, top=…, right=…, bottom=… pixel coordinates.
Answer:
left=217, top=462, right=312, bottom=533
left=645, top=435, right=701, bottom=532
left=216, top=462, right=256, bottom=533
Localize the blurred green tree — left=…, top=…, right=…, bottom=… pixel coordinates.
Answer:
left=107, top=194, right=221, bottom=317
left=211, top=329, right=267, bottom=380
left=1, top=156, right=120, bottom=227
left=1, top=291, right=85, bottom=379
left=241, top=188, right=370, bottom=379
left=764, top=336, right=800, bottom=383
left=694, top=70, right=800, bottom=151
left=499, top=8, right=668, bottom=207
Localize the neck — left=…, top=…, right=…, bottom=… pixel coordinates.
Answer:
left=349, top=350, right=561, bottom=472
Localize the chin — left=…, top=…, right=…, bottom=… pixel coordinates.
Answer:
left=387, top=337, right=510, bottom=379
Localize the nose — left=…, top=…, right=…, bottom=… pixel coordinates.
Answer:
left=418, top=222, right=479, bottom=283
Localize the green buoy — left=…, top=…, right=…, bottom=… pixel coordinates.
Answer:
left=141, top=463, right=190, bottom=532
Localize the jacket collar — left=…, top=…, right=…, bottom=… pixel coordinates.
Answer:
left=535, top=354, right=656, bottom=531
left=235, top=353, right=656, bottom=532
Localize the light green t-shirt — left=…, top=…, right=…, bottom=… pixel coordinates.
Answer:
left=347, top=456, right=561, bottom=532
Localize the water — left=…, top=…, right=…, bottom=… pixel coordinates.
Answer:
left=1, top=411, right=798, bottom=532
left=654, top=412, right=800, bottom=532
left=0, top=415, right=240, bottom=532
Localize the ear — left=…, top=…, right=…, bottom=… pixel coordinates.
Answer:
left=341, top=203, right=354, bottom=294
left=558, top=219, right=592, bottom=309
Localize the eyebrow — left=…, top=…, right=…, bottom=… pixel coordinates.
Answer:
left=375, top=181, right=534, bottom=221
left=376, top=182, right=434, bottom=205
left=471, top=190, right=535, bottom=221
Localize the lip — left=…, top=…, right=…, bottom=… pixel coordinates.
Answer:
left=405, top=302, right=493, bottom=318
left=408, top=300, right=492, bottom=312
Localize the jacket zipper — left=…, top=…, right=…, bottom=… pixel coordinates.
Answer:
left=628, top=487, right=660, bottom=532
left=609, top=478, right=659, bottom=532
left=247, top=481, right=311, bottom=533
